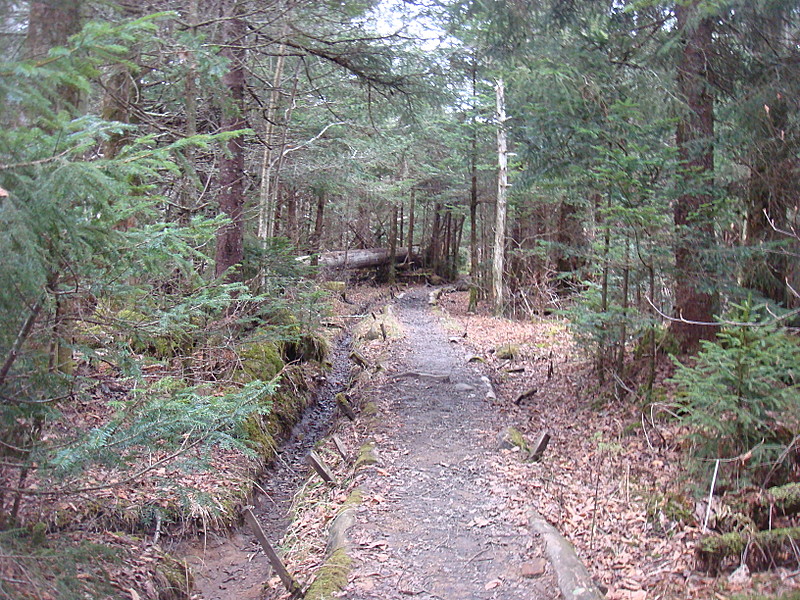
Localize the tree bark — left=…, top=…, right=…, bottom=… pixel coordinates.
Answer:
left=24, top=1, right=80, bottom=60
left=286, top=186, right=298, bottom=246
left=310, top=190, right=325, bottom=266
left=672, top=2, right=717, bottom=351
left=407, top=188, right=416, bottom=260
left=388, top=204, right=398, bottom=284
left=214, top=0, right=246, bottom=282
left=492, top=78, right=508, bottom=315
left=428, top=202, right=443, bottom=274
left=470, top=57, right=479, bottom=283
left=24, top=1, right=81, bottom=111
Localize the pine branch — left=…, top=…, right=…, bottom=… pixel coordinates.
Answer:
left=0, top=434, right=204, bottom=498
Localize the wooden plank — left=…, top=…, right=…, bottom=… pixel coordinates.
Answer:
left=530, top=431, right=551, bottom=462
left=332, top=435, right=348, bottom=460
left=514, top=387, right=537, bottom=405
left=335, top=393, right=356, bottom=421
left=306, top=450, right=337, bottom=484
left=243, top=508, right=304, bottom=599
left=349, top=350, right=369, bottom=369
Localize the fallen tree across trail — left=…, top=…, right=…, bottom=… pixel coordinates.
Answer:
left=298, top=248, right=412, bottom=269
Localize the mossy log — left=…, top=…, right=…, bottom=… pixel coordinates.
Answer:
left=725, top=483, right=800, bottom=528
left=697, top=526, right=800, bottom=572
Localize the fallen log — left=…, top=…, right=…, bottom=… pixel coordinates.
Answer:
left=697, top=526, right=800, bottom=572
left=722, top=483, right=800, bottom=529
left=298, top=248, right=411, bottom=270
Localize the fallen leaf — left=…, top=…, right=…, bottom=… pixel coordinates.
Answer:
left=484, top=578, right=503, bottom=590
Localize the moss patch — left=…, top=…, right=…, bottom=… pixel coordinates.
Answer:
left=338, top=488, right=363, bottom=515
left=321, top=281, right=346, bottom=294
left=495, top=344, right=520, bottom=360
left=237, top=340, right=284, bottom=383
left=353, top=306, right=402, bottom=342
left=304, top=547, right=351, bottom=600
left=505, top=427, right=530, bottom=453
left=354, top=442, right=379, bottom=470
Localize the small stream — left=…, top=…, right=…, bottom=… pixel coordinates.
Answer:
left=184, top=333, right=352, bottom=600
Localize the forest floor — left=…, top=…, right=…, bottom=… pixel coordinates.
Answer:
left=260, top=284, right=800, bottom=600
left=5, top=283, right=798, bottom=600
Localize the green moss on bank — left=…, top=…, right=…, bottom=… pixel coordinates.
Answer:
left=506, top=427, right=530, bottom=453
left=304, top=548, right=351, bottom=600
left=354, top=442, right=379, bottom=470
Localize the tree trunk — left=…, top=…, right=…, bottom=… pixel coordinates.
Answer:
left=310, top=190, right=325, bottom=266
left=599, top=195, right=611, bottom=385
left=214, top=0, right=246, bottom=282
left=180, top=0, right=199, bottom=224
left=470, top=58, right=479, bottom=283
left=24, top=1, right=80, bottom=59
left=258, top=10, right=290, bottom=242
left=25, top=1, right=81, bottom=110
left=388, top=204, right=398, bottom=284
left=286, top=186, right=298, bottom=246
left=25, top=1, right=81, bottom=374
left=398, top=202, right=404, bottom=249
left=429, top=203, right=442, bottom=274
left=407, top=188, right=416, bottom=260
left=492, top=78, right=508, bottom=315
left=672, top=2, right=717, bottom=351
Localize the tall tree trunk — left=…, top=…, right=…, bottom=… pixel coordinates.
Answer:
left=388, top=204, right=398, bottom=284
left=258, top=9, right=290, bottom=242
left=443, top=211, right=452, bottom=276
left=398, top=202, right=404, bottom=249
left=24, top=1, right=80, bottom=58
left=310, top=190, right=325, bottom=266
left=468, top=53, right=481, bottom=310
left=25, top=1, right=81, bottom=109
left=407, top=188, right=416, bottom=259
left=598, top=195, right=611, bottom=385
left=672, top=2, right=717, bottom=351
left=25, top=0, right=81, bottom=374
left=286, top=186, right=298, bottom=246
left=492, top=78, right=509, bottom=315
left=429, top=203, right=443, bottom=274
left=215, top=0, right=246, bottom=282
left=180, top=0, right=199, bottom=225
left=453, top=214, right=465, bottom=279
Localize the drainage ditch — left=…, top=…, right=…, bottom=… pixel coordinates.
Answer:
left=183, top=333, right=352, bottom=600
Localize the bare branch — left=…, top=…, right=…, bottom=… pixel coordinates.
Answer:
left=645, top=295, right=800, bottom=328
left=0, top=294, right=45, bottom=389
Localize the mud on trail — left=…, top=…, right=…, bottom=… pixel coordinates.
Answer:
left=340, top=288, right=560, bottom=600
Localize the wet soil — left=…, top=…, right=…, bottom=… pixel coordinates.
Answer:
left=342, top=288, right=560, bottom=599
left=182, top=334, right=352, bottom=600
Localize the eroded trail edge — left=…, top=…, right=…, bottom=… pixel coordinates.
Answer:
left=341, top=288, right=561, bottom=600
left=183, top=334, right=352, bottom=600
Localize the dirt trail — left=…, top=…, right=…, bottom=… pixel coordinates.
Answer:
left=342, top=288, right=560, bottom=599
